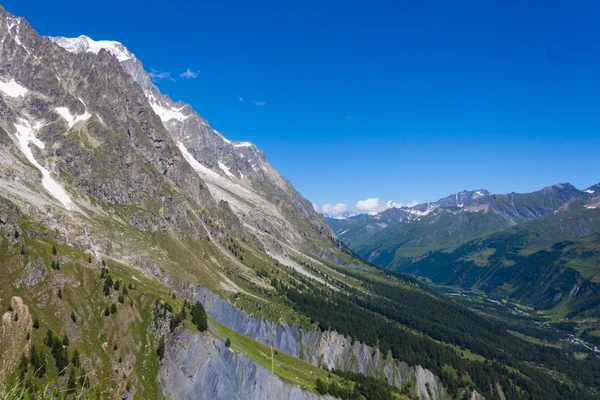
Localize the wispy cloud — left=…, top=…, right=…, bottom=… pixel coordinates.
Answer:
left=346, top=116, right=352, bottom=119
left=354, top=198, right=419, bottom=214
left=148, top=69, right=173, bottom=81
left=179, top=68, right=199, bottom=79
left=253, top=100, right=266, bottom=106
left=318, top=203, right=350, bottom=219
left=238, top=96, right=244, bottom=102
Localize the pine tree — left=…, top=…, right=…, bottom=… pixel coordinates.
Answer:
left=225, top=337, right=231, bottom=347
left=157, top=338, right=165, bottom=360
left=315, top=378, right=327, bottom=395
left=71, top=311, right=76, bottom=323
left=33, top=317, right=40, bottom=329
left=45, top=329, right=54, bottom=347
left=52, top=245, right=57, bottom=255
left=191, top=301, right=208, bottom=332
left=30, top=344, right=46, bottom=378
left=57, top=288, right=62, bottom=299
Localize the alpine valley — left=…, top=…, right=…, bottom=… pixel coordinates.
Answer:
left=1, top=5, right=599, bottom=400
left=330, top=185, right=600, bottom=349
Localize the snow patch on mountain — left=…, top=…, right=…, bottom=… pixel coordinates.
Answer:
left=218, top=161, right=235, bottom=179
left=233, top=142, right=253, bottom=148
left=148, top=95, right=189, bottom=122
left=13, top=119, right=74, bottom=210
left=55, top=106, right=91, bottom=128
left=177, top=142, right=221, bottom=180
left=50, top=35, right=133, bottom=62
left=585, top=189, right=595, bottom=194
left=0, top=78, right=28, bottom=97
left=409, top=204, right=439, bottom=216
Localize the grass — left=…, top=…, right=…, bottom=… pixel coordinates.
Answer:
left=507, top=330, right=562, bottom=348
left=0, top=217, right=186, bottom=397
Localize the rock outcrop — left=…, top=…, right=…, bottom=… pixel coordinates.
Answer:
left=158, top=329, right=336, bottom=400
left=0, top=296, right=32, bottom=388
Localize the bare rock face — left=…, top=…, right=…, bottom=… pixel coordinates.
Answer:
left=16, top=258, right=47, bottom=287
left=196, top=286, right=301, bottom=356
left=158, top=329, right=336, bottom=400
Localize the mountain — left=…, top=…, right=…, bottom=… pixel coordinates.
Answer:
left=2, top=6, right=600, bottom=400
left=49, top=35, right=337, bottom=258
left=330, top=184, right=589, bottom=268
left=402, top=190, right=600, bottom=318
left=331, top=183, right=600, bottom=325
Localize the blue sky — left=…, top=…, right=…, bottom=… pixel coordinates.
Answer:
left=7, top=0, right=600, bottom=216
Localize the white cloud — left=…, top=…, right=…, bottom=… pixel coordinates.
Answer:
left=148, top=69, right=172, bottom=81
left=179, top=68, right=199, bottom=79
left=354, top=198, right=419, bottom=214
left=238, top=96, right=244, bottom=102
left=320, top=203, right=349, bottom=218
left=253, top=100, right=266, bottom=106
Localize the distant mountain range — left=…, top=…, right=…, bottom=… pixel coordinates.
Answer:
left=330, top=183, right=600, bottom=319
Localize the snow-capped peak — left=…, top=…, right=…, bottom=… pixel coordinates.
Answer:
left=50, top=35, right=134, bottom=62
left=233, top=141, right=253, bottom=148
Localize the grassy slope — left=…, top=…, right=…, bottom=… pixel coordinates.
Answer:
left=0, top=198, right=375, bottom=398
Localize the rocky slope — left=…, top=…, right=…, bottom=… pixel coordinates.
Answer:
left=195, top=287, right=447, bottom=400
left=158, top=329, right=335, bottom=400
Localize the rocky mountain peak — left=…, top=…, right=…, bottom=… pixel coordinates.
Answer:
left=48, top=32, right=335, bottom=251
left=435, top=189, right=491, bottom=208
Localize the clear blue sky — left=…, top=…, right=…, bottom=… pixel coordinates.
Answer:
left=7, top=0, right=600, bottom=215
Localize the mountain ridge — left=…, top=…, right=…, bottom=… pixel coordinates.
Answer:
left=330, top=182, right=596, bottom=266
